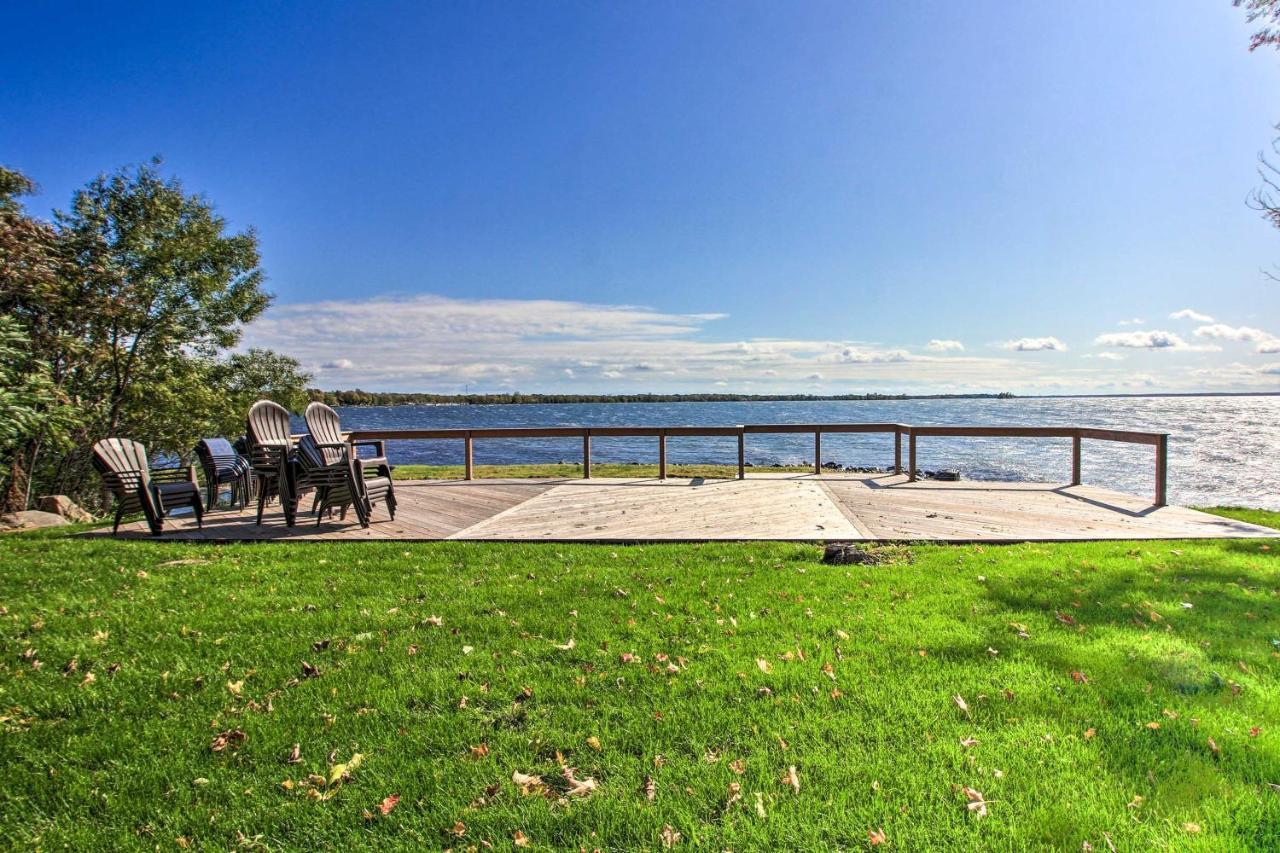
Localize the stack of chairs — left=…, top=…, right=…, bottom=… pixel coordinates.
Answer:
left=93, top=438, right=204, bottom=536
left=300, top=402, right=397, bottom=527
left=194, top=437, right=254, bottom=511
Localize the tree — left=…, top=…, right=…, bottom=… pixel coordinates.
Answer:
left=1236, top=0, right=1280, bottom=50
left=0, top=315, right=77, bottom=510
left=0, top=161, right=310, bottom=511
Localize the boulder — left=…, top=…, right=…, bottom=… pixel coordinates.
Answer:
left=0, top=510, right=70, bottom=532
left=37, top=495, right=94, bottom=523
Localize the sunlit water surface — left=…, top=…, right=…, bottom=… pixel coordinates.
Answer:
left=322, top=397, right=1280, bottom=509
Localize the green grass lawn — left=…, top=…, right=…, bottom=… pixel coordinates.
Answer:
left=2, top=513, right=1279, bottom=849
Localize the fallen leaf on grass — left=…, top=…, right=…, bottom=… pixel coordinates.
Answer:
left=642, top=775, right=656, bottom=801
left=1084, top=728, right=1096, bottom=740
left=79, top=672, right=95, bottom=688
left=868, top=828, right=887, bottom=845
left=562, top=766, right=598, bottom=797
left=960, top=737, right=979, bottom=748
left=1145, top=722, right=1161, bottom=730
left=286, top=743, right=302, bottom=764
left=451, top=820, right=467, bottom=837
left=470, top=744, right=489, bottom=759
left=512, top=771, right=545, bottom=795
left=423, top=615, right=443, bottom=627
left=555, top=638, right=576, bottom=650
left=1071, top=671, right=1089, bottom=684
left=953, top=694, right=970, bottom=717
left=1207, top=737, right=1220, bottom=756
left=300, top=661, right=319, bottom=679
left=210, top=729, right=246, bottom=752
left=781, top=765, right=800, bottom=794
left=513, top=830, right=531, bottom=847
left=1183, top=822, right=1201, bottom=834
left=756, top=658, right=772, bottom=674
left=378, top=794, right=400, bottom=815
left=660, top=824, right=682, bottom=848
left=730, top=759, right=746, bottom=775
left=586, top=736, right=602, bottom=752
left=962, top=786, right=989, bottom=818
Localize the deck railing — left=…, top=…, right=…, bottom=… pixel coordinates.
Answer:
left=345, top=423, right=1171, bottom=506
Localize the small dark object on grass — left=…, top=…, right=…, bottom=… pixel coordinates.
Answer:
left=822, top=543, right=912, bottom=566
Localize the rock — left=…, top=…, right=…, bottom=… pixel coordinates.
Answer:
left=0, top=510, right=70, bottom=532
left=822, top=543, right=887, bottom=566
left=822, top=461, right=840, bottom=470
left=933, top=470, right=961, bottom=481
left=37, top=495, right=94, bottom=523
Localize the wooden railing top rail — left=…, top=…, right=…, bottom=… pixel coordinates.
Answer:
left=341, top=422, right=1170, bottom=506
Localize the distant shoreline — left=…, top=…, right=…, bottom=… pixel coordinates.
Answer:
left=310, top=390, right=1278, bottom=406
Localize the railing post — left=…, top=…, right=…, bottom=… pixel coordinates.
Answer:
left=583, top=432, right=592, bottom=479
left=1154, top=434, right=1168, bottom=507
left=658, top=432, right=667, bottom=480
left=464, top=434, right=473, bottom=480
left=737, top=429, right=746, bottom=480
left=813, top=431, right=822, bottom=476
left=1071, top=433, right=1081, bottom=486
left=908, top=430, right=917, bottom=482
left=894, top=428, right=902, bottom=474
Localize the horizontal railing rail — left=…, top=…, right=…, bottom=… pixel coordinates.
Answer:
left=345, top=423, right=1170, bottom=506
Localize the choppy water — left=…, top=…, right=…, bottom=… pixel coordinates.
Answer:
left=325, top=396, right=1280, bottom=509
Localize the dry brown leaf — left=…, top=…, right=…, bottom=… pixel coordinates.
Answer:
left=660, top=824, right=682, bottom=848
left=953, top=694, right=970, bottom=716
left=868, top=828, right=887, bottom=846
left=451, top=820, right=467, bottom=837
left=643, top=775, right=656, bottom=801
left=512, top=771, right=544, bottom=795
left=960, top=737, right=979, bottom=748
left=513, top=830, right=531, bottom=847
left=210, top=729, right=246, bottom=753
left=756, top=658, right=772, bottom=674
left=378, top=794, right=400, bottom=815
left=781, top=765, right=800, bottom=794
left=1207, top=737, right=1220, bottom=756
left=586, top=736, right=602, bottom=752
left=1084, top=728, right=1096, bottom=740
left=730, top=758, right=746, bottom=775
left=423, top=615, right=443, bottom=626
left=962, top=786, right=988, bottom=818
left=286, top=743, right=302, bottom=764
left=470, top=744, right=490, bottom=759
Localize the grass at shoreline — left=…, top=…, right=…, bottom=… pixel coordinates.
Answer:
left=1198, top=506, right=1280, bottom=531
left=2, top=525, right=1279, bottom=849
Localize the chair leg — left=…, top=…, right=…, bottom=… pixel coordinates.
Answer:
left=256, top=486, right=268, bottom=525
left=113, top=505, right=124, bottom=535
left=192, top=496, right=204, bottom=529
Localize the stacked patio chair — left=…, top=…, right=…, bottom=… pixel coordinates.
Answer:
left=194, top=437, right=254, bottom=510
left=93, top=438, right=204, bottom=536
left=302, top=401, right=397, bottom=527
left=246, top=399, right=305, bottom=526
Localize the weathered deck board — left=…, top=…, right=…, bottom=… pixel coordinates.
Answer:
left=95, top=475, right=1278, bottom=542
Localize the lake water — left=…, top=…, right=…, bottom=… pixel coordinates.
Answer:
left=327, top=396, right=1280, bottom=509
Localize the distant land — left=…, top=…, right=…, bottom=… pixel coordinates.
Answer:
left=308, top=390, right=1017, bottom=406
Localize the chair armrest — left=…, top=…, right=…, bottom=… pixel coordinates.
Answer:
left=352, top=440, right=386, bottom=457
left=150, top=466, right=196, bottom=484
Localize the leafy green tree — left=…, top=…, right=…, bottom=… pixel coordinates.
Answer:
left=0, top=161, right=309, bottom=511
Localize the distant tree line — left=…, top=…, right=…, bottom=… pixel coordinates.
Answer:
left=0, top=160, right=310, bottom=513
left=309, top=389, right=1017, bottom=407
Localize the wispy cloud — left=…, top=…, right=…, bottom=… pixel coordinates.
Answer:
left=1094, top=330, right=1195, bottom=350
left=926, top=339, right=964, bottom=352
left=1170, top=308, right=1214, bottom=323
left=1117, top=318, right=1144, bottom=326
left=999, top=336, right=1067, bottom=352
left=1193, top=323, right=1280, bottom=352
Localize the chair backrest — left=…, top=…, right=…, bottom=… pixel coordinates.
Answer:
left=247, top=400, right=293, bottom=446
left=304, top=402, right=346, bottom=466
left=93, top=438, right=152, bottom=497
left=195, top=437, right=248, bottom=478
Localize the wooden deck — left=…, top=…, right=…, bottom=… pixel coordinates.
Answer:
left=97, top=474, right=1278, bottom=542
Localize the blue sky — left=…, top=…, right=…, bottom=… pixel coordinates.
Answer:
left=5, top=1, right=1280, bottom=394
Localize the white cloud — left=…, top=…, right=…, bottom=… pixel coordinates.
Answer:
left=1000, top=336, right=1067, bottom=352
left=1192, top=323, right=1280, bottom=352
left=1117, top=318, right=1144, bottom=326
left=1082, top=352, right=1125, bottom=361
left=926, top=339, right=965, bottom=352
left=1193, top=323, right=1271, bottom=342
left=1095, top=330, right=1190, bottom=349
left=238, top=291, right=1255, bottom=394
left=1170, top=308, right=1214, bottom=323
